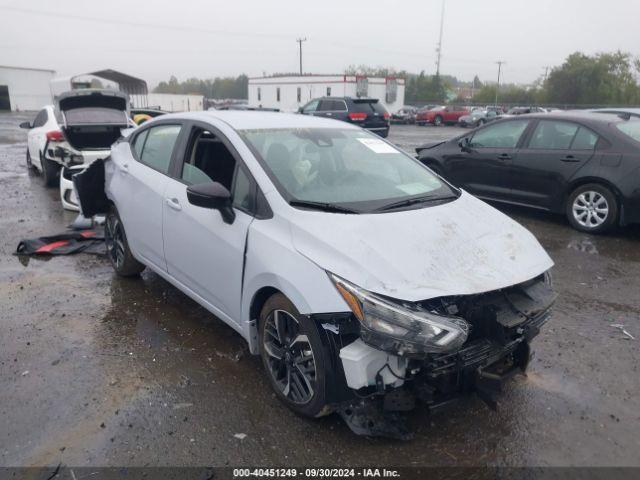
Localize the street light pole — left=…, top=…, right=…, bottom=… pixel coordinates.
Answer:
left=296, top=37, right=307, bottom=75
left=495, top=61, right=505, bottom=107
left=435, top=0, right=446, bottom=76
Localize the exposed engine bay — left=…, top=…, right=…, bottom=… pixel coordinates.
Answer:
left=316, top=272, right=556, bottom=439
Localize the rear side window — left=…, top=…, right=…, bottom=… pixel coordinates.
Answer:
left=528, top=121, right=579, bottom=150
left=571, top=127, right=599, bottom=150
left=133, top=130, right=149, bottom=158
left=33, top=109, right=48, bottom=127
left=138, top=125, right=181, bottom=174
left=470, top=120, right=529, bottom=148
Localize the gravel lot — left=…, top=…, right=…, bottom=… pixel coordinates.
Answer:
left=1, top=113, right=639, bottom=467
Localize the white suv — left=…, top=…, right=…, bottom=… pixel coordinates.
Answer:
left=75, top=111, right=556, bottom=438
left=20, top=89, right=131, bottom=211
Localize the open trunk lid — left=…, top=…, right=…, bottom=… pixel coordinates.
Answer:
left=57, top=89, right=130, bottom=151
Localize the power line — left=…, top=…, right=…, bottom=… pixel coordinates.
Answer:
left=296, top=37, right=307, bottom=75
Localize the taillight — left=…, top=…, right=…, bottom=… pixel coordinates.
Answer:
left=383, top=112, right=390, bottom=120
left=46, top=130, right=64, bottom=142
left=348, top=112, right=367, bottom=121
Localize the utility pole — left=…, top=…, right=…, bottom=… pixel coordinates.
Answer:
left=435, top=0, right=446, bottom=76
left=296, top=37, right=307, bottom=75
left=495, top=61, right=505, bottom=107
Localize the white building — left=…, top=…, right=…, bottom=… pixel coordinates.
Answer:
left=248, top=75, right=405, bottom=113
left=147, top=93, right=204, bottom=112
left=0, top=65, right=56, bottom=111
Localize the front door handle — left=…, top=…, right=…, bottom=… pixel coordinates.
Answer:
left=561, top=155, right=580, bottom=163
left=165, top=197, right=182, bottom=211
left=497, top=153, right=512, bottom=161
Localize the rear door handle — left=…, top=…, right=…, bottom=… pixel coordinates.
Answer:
left=165, top=197, right=182, bottom=211
left=497, top=153, right=512, bottom=161
left=561, top=155, right=580, bottom=163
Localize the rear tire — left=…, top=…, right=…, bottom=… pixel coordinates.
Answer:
left=105, top=208, right=145, bottom=276
left=40, top=152, right=60, bottom=187
left=259, top=293, right=330, bottom=418
left=434, top=115, right=443, bottom=126
left=566, top=183, right=618, bottom=234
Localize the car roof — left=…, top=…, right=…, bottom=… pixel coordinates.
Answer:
left=504, top=110, right=631, bottom=125
left=590, top=107, right=640, bottom=115
left=157, top=110, right=361, bottom=131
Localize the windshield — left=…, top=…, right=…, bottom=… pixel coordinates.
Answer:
left=240, top=128, right=456, bottom=212
left=616, top=121, right=640, bottom=143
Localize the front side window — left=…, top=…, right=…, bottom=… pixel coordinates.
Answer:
left=240, top=128, right=456, bottom=212
left=138, top=124, right=181, bottom=174
left=469, top=120, right=529, bottom=148
left=180, top=127, right=255, bottom=212
left=528, top=120, right=579, bottom=150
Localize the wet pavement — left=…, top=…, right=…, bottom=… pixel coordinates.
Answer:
left=1, top=113, right=639, bottom=467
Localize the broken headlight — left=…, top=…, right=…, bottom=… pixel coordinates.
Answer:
left=329, top=273, right=469, bottom=355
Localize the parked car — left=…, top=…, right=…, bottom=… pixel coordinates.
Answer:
left=505, top=106, right=547, bottom=116
left=20, top=89, right=131, bottom=211
left=416, top=105, right=469, bottom=126
left=298, top=97, right=390, bottom=137
left=75, top=111, right=556, bottom=438
left=458, top=109, right=500, bottom=128
left=391, top=106, right=417, bottom=124
left=416, top=112, right=640, bottom=233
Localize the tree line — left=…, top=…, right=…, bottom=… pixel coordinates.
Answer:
left=152, top=51, right=640, bottom=107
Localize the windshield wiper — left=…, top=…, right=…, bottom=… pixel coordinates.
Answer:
left=375, top=194, right=458, bottom=212
left=289, top=200, right=359, bottom=214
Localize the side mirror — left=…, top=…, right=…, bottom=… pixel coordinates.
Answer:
left=19, top=121, right=32, bottom=129
left=458, top=137, right=472, bottom=152
left=186, top=182, right=236, bottom=224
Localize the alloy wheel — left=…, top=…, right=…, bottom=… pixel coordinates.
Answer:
left=105, top=214, right=126, bottom=269
left=572, top=191, right=609, bottom=228
left=263, top=309, right=317, bottom=404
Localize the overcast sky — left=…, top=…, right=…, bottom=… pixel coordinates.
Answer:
left=1, top=0, right=638, bottom=87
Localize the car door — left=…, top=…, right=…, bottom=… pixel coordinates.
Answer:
left=511, top=120, right=598, bottom=209
left=28, top=108, right=48, bottom=161
left=162, top=122, right=257, bottom=325
left=443, top=119, right=530, bottom=201
left=115, top=122, right=183, bottom=271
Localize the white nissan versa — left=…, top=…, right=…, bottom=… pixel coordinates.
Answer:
left=75, top=111, right=556, bottom=438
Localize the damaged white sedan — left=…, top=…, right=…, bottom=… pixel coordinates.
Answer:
left=75, top=111, right=556, bottom=439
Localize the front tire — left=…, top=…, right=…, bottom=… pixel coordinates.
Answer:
left=434, top=115, right=443, bottom=126
left=259, top=293, right=330, bottom=418
left=566, top=183, right=618, bottom=234
left=105, top=208, right=145, bottom=276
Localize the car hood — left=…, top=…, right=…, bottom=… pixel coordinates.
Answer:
left=289, top=191, right=554, bottom=302
left=415, top=141, right=445, bottom=153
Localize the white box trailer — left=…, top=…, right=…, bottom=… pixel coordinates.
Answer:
left=0, top=65, right=55, bottom=111
left=248, top=75, right=405, bottom=113
left=146, top=93, right=204, bottom=112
